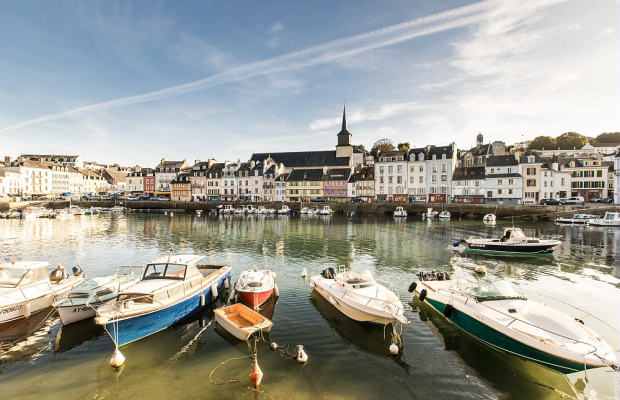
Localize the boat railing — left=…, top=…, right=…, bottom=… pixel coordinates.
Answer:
left=328, top=279, right=411, bottom=316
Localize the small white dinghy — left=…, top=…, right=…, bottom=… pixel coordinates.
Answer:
left=483, top=214, right=496, bottom=223
left=214, top=303, right=273, bottom=340
left=56, top=265, right=143, bottom=325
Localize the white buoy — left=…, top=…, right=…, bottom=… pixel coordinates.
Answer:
left=110, top=348, right=125, bottom=368
left=224, top=278, right=230, bottom=289
left=301, top=268, right=308, bottom=278
left=270, top=342, right=278, bottom=349
left=274, top=284, right=279, bottom=297
left=295, top=345, right=308, bottom=363
left=211, top=283, right=219, bottom=300
left=23, top=302, right=31, bottom=319
left=200, top=294, right=206, bottom=307
left=475, top=265, right=487, bottom=274
left=165, top=211, right=168, bottom=215
left=170, top=212, right=174, bottom=217
left=389, top=343, right=399, bottom=355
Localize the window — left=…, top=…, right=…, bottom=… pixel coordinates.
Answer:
left=490, top=168, right=494, bottom=174
left=397, top=165, right=402, bottom=173
left=508, top=179, right=514, bottom=185
left=431, top=175, right=437, bottom=183
left=432, top=165, right=437, bottom=173
left=419, top=176, right=423, bottom=183
left=388, top=166, right=393, bottom=174
left=380, top=167, right=384, bottom=174
left=497, top=179, right=503, bottom=185
left=442, top=163, right=447, bottom=172
left=397, top=176, right=402, bottom=184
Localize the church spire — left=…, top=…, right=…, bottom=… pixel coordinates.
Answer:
left=341, top=103, right=348, bottom=133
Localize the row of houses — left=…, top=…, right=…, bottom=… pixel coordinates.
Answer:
left=2, top=108, right=619, bottom=204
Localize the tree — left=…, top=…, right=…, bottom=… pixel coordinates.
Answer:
left=397, top=142, right=410, bottom=151
left=555, top=132, right=590, bottom=150
left=353, top=144, right=367, bottom=153
left=371, top=138, right=395, bottom=157
left=528, top=136, right=556, bottom=150
left=593, top=132, right=620, bottom=144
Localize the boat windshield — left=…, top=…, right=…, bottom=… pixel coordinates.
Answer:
left=142, top=263, right=186, bottom=280
left=0, top=266, right=47, bottom=288
left=455, top=281, right=526, bottom=301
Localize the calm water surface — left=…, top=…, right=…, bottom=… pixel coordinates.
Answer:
left=0, top=213, right=618, bottom=399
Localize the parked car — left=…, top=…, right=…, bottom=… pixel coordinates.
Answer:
left=590, top=197, right=603, bottom=203
left=602, top=197, right=614, bottom=203
left=310, top=197, right=326, bottom=202
left=562, top=196, right=585, bottom=205
left=540, top=198, right=562, bottom=205
left=351, top=197, right=364, bottom=203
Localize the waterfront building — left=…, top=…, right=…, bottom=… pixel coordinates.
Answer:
left=407, top=147, right=427, bottom=202
left=323, top=168, right=352, bottom=203
left=19, top=154, right=84, bottom=169
left=101, top=169, right=128, bottom=194
left=540, top=163, right=570, bottom=200
left=519, top=152, right=543, bottom=204
left=347, top=173, right=357, bottom=201
left=615, top=151, right=620, bottom=204
left=155, top=159, right=189, bottom=198
left=274, top=173, right=288, bottom=202
left=205, top=162, right=224, bottom=201
left=221, top=161, right=240, bottom=202
left=286, top=168, right=324, bottom=202
left=43, top=162, right=71, bottom=197
left=171, top=173, right=191, bottom=201
left=352, top=167, right=374, bottom=202
left=143, top=169, right=156, bottom=197
left=485, top=155, right=523, bottom=204
left=79, top=168, right=108, bottom=196
left=261, top=160, right=284, bottom=202
left=451, top=166, right=485, bottom=203
left=562, top=156, right=607, bottom=201
left=426, top=144, right=457, bottom=203
left=236, top=162, right=252, bottom=201
left=249, top=161, right=264, bottom=202
left=374, top=150, right=407, bottom=202
left=189, top=160, right=216, bottom=201
left=605, top=162, right=615, bottom=200
left=0, top=167, right=22, bottom=198
left=127, top=170, right=144, bottom=194
left=15, top=159, right=52, bottom=198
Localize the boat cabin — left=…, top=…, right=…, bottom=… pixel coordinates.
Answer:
left=0, top=262, right=50, bottom=288
left=451, top=280, right=525, bottom=302
left=603, top=212, right=620, bottom=221
left=336, top=270, right=376, bottom=289
left=498, top=228, right=527, bottom=242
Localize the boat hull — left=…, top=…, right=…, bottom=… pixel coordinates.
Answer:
left=236, top=289, right=274, bottom=309
left=102, top=272, right=230, bottom=347
left=464, top=242, right=559, bottom=255
left=57, top=303, right=99, bottom=325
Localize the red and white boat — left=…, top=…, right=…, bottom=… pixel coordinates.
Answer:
left=234, top=267, right=277, bottom=309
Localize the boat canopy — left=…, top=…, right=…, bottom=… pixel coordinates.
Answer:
left=452, top=280, right=526, bottom=302
left=0, top=262, right=49, bottom=288
left=604, top=212, right=620, bottom=220
left=142, top=255, right=204, bottom=281
left=500, top=228, right=527, bottom=240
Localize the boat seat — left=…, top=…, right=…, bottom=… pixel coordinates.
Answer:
left=50, top=269, right=66, bottom=282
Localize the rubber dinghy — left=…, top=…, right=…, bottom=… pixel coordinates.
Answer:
left=410, top=273, right=618, bottom=374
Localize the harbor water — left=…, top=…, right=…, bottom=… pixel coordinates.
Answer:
left=0, top=213, right=618, bottom=399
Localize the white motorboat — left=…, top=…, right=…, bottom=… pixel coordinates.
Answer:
left=246, top=205, right=256, bottom=214
left=318, top=206, right=332, bottom=215
left=422, top=207, right=438, bottom=219
left=234, top=206, right=247, bottom=214
left=438, top=211, right=451, bottom=219
left=278, top=205, right=290, bottom=215
left=221, top=204, right=234, bottom=215
left=300, top=207, right=310, bottom=214
left=393, top=207, right=407, bottom=218
left=214, top=303, right=273, bottom=341
left=310, top=266, right=409, bottom=325
left=555, top=214, right=597, bottom=224
left=55, top=265, right=143, bottom=325
left=587, top=212, right=620, bottom=227
left=411, top=274, right=618, bottom=373
left=255, top=206, right=267, bottom=214
left=0, top=261, right=86, bottom=324
left=69, top=205, right=85, bottom=215
left=94, top=255, right=231, bottom=347
left=457, top=227, right=562, bottom=255
left=483, top=214, right=496, bottom=223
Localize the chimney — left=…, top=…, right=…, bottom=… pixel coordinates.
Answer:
left=4, top=156, right=12, bottom=165
left=195, top=159, right=201, bottom=166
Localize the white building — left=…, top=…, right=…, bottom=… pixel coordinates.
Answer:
left=426, top=143, right=457, bottom=203
left=127, top=170, right=145, bottom=194
left=407, top=148, right=427, bottom=202
left=19, top=154, right=84, bottom=169
left=0, top=168, right=22, bottom=198
left=155, top=159, right=189, bottom=198
left=221, top=161, right=240, bottom=202
left=274, top=173, right=288, bottom=202
left=451, top=167, right=485, bottom=204
left=374, top=150, right=408, bottom=202
left=540, top=163, right=570, bottom=200
left=16, top=160, right=52, bottom=198
left=485, top=155, right=523, bottom=204
left=615, top=151, right=620, bottom=204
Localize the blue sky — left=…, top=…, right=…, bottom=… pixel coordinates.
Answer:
left=0, top=0, right=618, bottom=167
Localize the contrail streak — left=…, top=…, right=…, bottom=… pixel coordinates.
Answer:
left=0, top=1, right=493, bottom=133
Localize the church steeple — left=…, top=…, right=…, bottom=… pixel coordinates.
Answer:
left=337, top=103, right=352, bottom=147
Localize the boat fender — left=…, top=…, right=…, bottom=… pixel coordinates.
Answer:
left=452, top=241, right=461, bottom=247
left=419, top=289, right=427, bottom=302
left=24, top=302, right=31, bottom=319
left=389, top=343, right=399, bottom=355
left=475, top=265, right=487, bottom=274
left=224, top=278, right=230, bottom=289
left=211, top=283, right=218, bottom=300
left=295, top=345, right=308, bottom=363
left=200, top=294, right=206, bottom=307
left=270, top=342, right=278, bottom=350
left=444, top=304, right=454, bottom=319
left=301, top=268, right=308, bottom=277
left=408, top=282, right=417, bottom=293
left=110, top=348, right=125, bottom=368
left=274, top=284, right=279, bottom=297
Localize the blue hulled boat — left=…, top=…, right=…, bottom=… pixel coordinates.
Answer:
left=94, top=255, right=230, bottom=347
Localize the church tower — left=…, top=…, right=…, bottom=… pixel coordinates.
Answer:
left=336, top=104, right=353, bottom=158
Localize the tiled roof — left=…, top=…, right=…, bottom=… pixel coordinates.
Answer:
left=452, top=167, right=485, bottom=180
left=486, top=155, right=518, bottom=167
left=324, top=168, right=351, bottom=181
left=251, top=151, right=349, bottom=168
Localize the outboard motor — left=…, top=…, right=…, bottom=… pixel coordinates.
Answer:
left=73, top=265, right=85, bottom=277
left=322, top=267, right=336, bottom=279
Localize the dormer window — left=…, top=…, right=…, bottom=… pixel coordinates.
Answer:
left=418, top=154, right=424, bottom=161
left=441, top=154, right=446, bottom=159
left=432, top=154, right=437, bottom=160
left=528, top=156, right=535, bottom=163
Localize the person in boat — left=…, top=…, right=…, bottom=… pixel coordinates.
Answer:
left=500, top=230, right=512, bottom=242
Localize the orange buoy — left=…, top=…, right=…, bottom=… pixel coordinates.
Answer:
left=249, top=358, right=263, bottom=388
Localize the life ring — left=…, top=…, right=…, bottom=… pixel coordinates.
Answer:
left=419, top=289, right=427, bottom=302
left=444, top=304, right=454, bottom=318
left=408, top=282, right=417, bottom=293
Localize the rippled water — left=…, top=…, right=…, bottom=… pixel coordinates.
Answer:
left=0, top=213, right=618, bottom=399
